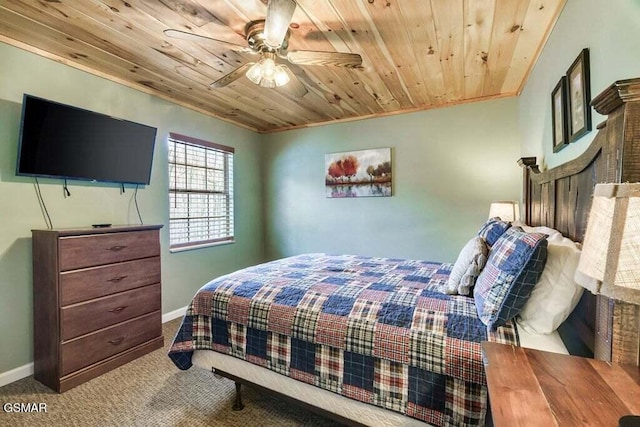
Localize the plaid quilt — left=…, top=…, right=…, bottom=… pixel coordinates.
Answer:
left=169, top=254, right=519, bottom=426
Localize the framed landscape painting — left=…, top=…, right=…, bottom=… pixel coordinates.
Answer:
left=325, top=148, right=392, bottom=198
left=566, top=48, right=592, bottom=142
left=552, top=76, right=569, bottom=153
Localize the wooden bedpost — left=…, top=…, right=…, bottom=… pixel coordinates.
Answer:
left=591, top=78, right=640, bottom=366
left=517, top=157, right=537, bottom=225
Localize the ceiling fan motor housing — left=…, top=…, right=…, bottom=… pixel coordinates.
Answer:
left=245, top=20, right=290, bottom=53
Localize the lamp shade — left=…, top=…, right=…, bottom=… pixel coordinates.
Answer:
left=575, top=183, right=640, bottom=304
left=488, top=201, right=520, bottom=222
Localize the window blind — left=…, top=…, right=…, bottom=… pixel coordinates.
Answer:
left=168, top=133, right=234, bottom=249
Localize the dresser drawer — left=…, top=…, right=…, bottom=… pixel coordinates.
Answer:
left=61, top=284, right=161, bottom=340
left=61, top=311, right=161, bottom=376
left=59, top=230, right=160, bottom=271
left=60, top=257, right=160, bottom=305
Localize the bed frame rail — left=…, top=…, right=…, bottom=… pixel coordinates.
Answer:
left=211, top=368, right=367, bottom=427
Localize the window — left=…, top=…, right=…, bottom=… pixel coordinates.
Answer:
left=168, top=132, right=234, bottom=250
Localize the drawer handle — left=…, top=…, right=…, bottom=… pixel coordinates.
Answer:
left=107, top=275, right=128, bottom=283
left=108, top=337, right=125, bottom=345
left=107, top=245, right=128, bottom=252
left=109, top=306, right=128, bottom=314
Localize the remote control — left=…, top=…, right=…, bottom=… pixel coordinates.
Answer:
left=91, top=223, right=112, bottom=228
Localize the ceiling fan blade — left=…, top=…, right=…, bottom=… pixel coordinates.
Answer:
left=287, top=50, right=363, bottom=68
left=164, top=29, right=251, bottom=53
left=264, top=0, right=296, bottom=48
left=210, top=63, right=254, bottom=88
left=278, top=66, right=308, bottom=98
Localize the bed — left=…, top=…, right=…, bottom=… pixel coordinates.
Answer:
left=168, top=77, right=640, bottom=426
left=170, top=253, right=526, bottom=426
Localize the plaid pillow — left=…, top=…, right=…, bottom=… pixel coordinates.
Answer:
left=474, top=227, right=548, bottom=329
left=477, top=217, right=511, bottom=247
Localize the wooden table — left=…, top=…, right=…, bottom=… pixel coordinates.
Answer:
left=482, top=342, right=640, bottom=426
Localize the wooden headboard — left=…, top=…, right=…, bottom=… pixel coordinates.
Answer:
left=519, top=77, right=640, bottom=366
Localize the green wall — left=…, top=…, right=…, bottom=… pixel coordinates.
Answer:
left=519, top=0, right=640, bottom=169
left=0, top=43, right=265, bottom=374
left=261, top=98, right=521, bottom=263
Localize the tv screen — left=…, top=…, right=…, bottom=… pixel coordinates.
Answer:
left=16, top=95, right=157, bottom=185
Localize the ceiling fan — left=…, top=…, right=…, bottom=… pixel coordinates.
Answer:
left=164, top=0, right=362, bottom=97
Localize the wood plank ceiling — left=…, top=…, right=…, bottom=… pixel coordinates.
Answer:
left=0, top=0, right=566, bottom=133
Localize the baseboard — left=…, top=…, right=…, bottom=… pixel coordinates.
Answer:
left=0, top=363, right=34, bottom=388
left=162, top=305, right=187, bottom=323
left=0, top=306, right=189, bottom=388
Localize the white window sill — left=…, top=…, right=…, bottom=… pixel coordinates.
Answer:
left=169, top=239, right=235, bottom=253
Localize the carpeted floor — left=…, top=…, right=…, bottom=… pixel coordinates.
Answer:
left=0, top=319, right=343, bottom=426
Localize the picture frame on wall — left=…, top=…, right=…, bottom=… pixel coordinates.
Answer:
left=325, top=148, right=392, bottom=198
left=551, top=76, right=569, bottom=153
left=566, top=48, right=592, bottom=142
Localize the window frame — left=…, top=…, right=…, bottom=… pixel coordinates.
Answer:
left=167, top=132, right=235, bottom=252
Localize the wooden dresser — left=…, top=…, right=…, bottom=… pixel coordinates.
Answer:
left=32, top=224, right=164, bottom=392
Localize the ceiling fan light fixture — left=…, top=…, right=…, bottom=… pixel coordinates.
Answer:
left=274, top=65, right=290, bottom=87
left=260, top=77, right=277, bottom=89
left=259, top=60, right=277, bottom=88
left=246, top=62, right=264, bottom=84
left=246, top=55, right=290, bottom=88
left=261, top=57, right=277, bottom=79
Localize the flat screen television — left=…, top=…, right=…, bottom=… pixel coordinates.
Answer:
left=16, top=94, right=157, bottom=185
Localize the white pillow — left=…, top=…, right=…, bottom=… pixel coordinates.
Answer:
left=444, top=236, right=488, bottom=296
left=516, top=233, right=583, bottom=334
